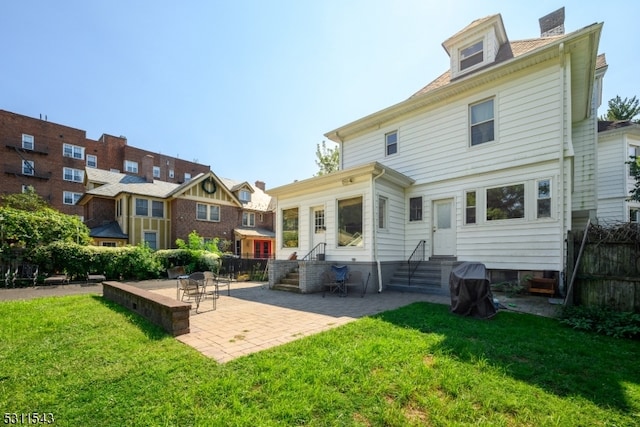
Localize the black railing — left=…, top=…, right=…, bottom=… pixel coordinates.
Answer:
left=408, top=240, right=426, bottom=286
left=301, top=243, right=326, bottom=261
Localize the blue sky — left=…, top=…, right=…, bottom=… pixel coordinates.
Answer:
left=2, top=1, right=638, bottom=189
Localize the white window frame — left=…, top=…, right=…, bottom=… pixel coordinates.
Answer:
left=22, top=160, right=35, bottom=176
left=378, top=196, right=388, bottom=229
left=536, top=179, right=552, bottom=219
left=486, top=183, right=525, bottom=221
left=184, top=172, right=192, bottom=182
left=243, top=211, right=255, bottom=227
left=124, top=160, right=138, bottom=173
left=196, top=203, right=220, bottom=222
left=314, top=209, right=325, bottom=233
left=337, top=196, right=363, bottom=247
left=460, top=39, right=484, bottom=71
left=239, top=190, right=251, bottom=202
left=63, top=167, right=84, bottom=182
left=169, top=169, right=175, bottom=178
left=153, top=166, right=161, bottom=178
left=470, top=98, right=495, bottom=146
left=22, top=134, right=34, bottom=150
left=465, top=190, right=477, bottom=225
left=63, top=143, right=85, bottom=160
left=63, top=191, right=83, bottom=205
left=385, top=130, right=398, bottom=156
left=409, top=196, right=423, bottom=222
left=86, top=154, right=97, bottom=168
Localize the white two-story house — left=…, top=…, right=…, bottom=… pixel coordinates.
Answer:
left=268, top=9, right=604, bottom=295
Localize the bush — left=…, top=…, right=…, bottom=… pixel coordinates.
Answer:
left=560, top=305, right=640, bottom=339
left=31, top=242, right=164, bottom=281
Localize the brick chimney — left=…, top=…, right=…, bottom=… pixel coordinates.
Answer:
left=254, top=180, right=266, bottom=191
left=539, top=7, right=565, bottom=38
left=142, top=154, right=154, bottom=182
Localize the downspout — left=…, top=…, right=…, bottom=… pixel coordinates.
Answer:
left=372, top=168, right=386, bottom=292
left=558, top=42, right=567, bottom=295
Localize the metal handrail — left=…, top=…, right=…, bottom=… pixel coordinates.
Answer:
left=301, top=243, right=326, bottom=261
left=408, top=240, right=426, bottom=286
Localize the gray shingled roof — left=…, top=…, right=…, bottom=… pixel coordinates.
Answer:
left=220, top=177, right=273, bottom=212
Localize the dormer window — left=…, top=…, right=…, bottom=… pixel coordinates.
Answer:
left=460, top=40, right=484, bottom=71
left=239, top=190, right=251, bottom=202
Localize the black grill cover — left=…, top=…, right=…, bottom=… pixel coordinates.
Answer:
left=449, top=262, right=497, bottom=319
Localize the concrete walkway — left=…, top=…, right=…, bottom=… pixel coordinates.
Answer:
left=0, top=280, right=561, bottom=363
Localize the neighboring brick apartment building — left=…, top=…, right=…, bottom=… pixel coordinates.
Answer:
left=0, top=109, right=210, bottom=217
left=1, top=109, right=275, bottom=255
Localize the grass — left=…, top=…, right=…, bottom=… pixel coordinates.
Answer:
left=1, top=295, right=639, bottom=426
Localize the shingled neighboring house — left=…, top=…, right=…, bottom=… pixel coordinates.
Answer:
left=268, top=8, right=607, bottom=295
left=79, top=164, right=274, bottom=256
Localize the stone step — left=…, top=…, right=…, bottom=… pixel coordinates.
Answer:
left=272, top=283, right=302, bottom=293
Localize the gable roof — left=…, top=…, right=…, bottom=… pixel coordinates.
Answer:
left=325, top=17, right=603, bottom=143
left=220, top=177, right=274, bottom=212
left=88, top=221, right=128, bottom=239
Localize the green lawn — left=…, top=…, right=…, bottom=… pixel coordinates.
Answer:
left=1, top=295, right=639, bottom=426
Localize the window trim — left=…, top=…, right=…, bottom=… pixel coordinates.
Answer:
left=86, top=154, right=97, bottom=168
left=63, top=191, right=83, bottom=205
left=485, top=183, right=525, bottom=221
left=63, top=167, right=84, bottom=182
left=378, top=196, right=388, bottom=229
left=464, top=190, right=477, bottom=225
left=409, top=196, right=423, bottom=222
left=151, top=200, right=164, bottom=218
left=143, top=231, right=158, bottom=250
left=536, top=179, right=552, bottom=219
left=153, top=166, right=161, bottom=178
left=22, top=134, right=34, bottom=150
left=124, top=160, right=139, bottom=173
left=22, top=160, right=35, bottom=176
left=196, top=203, right=221, bottom=222
left=135, top=198, right=149, bottom=216
left=385, top=130, right=398, bottom=156
left=282, top=207, right=299, bottom=248
left=243, top=211, right=256, bottom=227
left=470, top=98, right=495, bottom=146
left=460, top=39, right=484, bottom=71
left=337, top=196, right=363, bottom=247
left=63, top=143, right=85, bottom=160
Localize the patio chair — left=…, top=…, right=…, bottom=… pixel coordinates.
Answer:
left=323, top=265, right=349, bottom=297
left=179, top=272, right=213, bottom=313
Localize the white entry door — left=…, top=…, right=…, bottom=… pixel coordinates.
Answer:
left=311, top=206, right=325, bottom=256
left=433, top=199, right=455, bottom=256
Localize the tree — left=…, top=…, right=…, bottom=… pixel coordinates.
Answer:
left=600, top=95, right=640, bottom=122
left=0, top=188, right=90, bottom=256
left=314, top=140, right=339, bottom=176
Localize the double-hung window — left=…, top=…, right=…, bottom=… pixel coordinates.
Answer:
left=63, top=143, right=84, bottom=159
left=470, top=99, right=494, bottom=146
left=409, top=197, right=423, bottom=221
left=153, top=166, right=161, bottom=178
left=385, top=131, right=398, bottom=156
left=22, top=160, right=35, bottom=176
left=63, top=167, right=84, bottom=182
left=460, top=40, right=484, bottom=71
left=135, top=198, right=148, bottom=216
left=22, top=134, right=34, bottom=150
left=63, top=191, right=82, bottom=205
left=124, top=160, right=138, bottom=173
left=144, top=232, right=157, bottom=250
left=86, top=154, right=97, bottom=168
left=196, top=203, right=220, bottom=221
left=151, top=201, right=164, bottom=218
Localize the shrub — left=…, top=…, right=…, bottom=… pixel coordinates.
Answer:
left=560, top=305, right=640, bottom=339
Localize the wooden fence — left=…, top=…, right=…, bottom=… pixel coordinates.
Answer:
left=568, top=224, right=640, bottom=313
